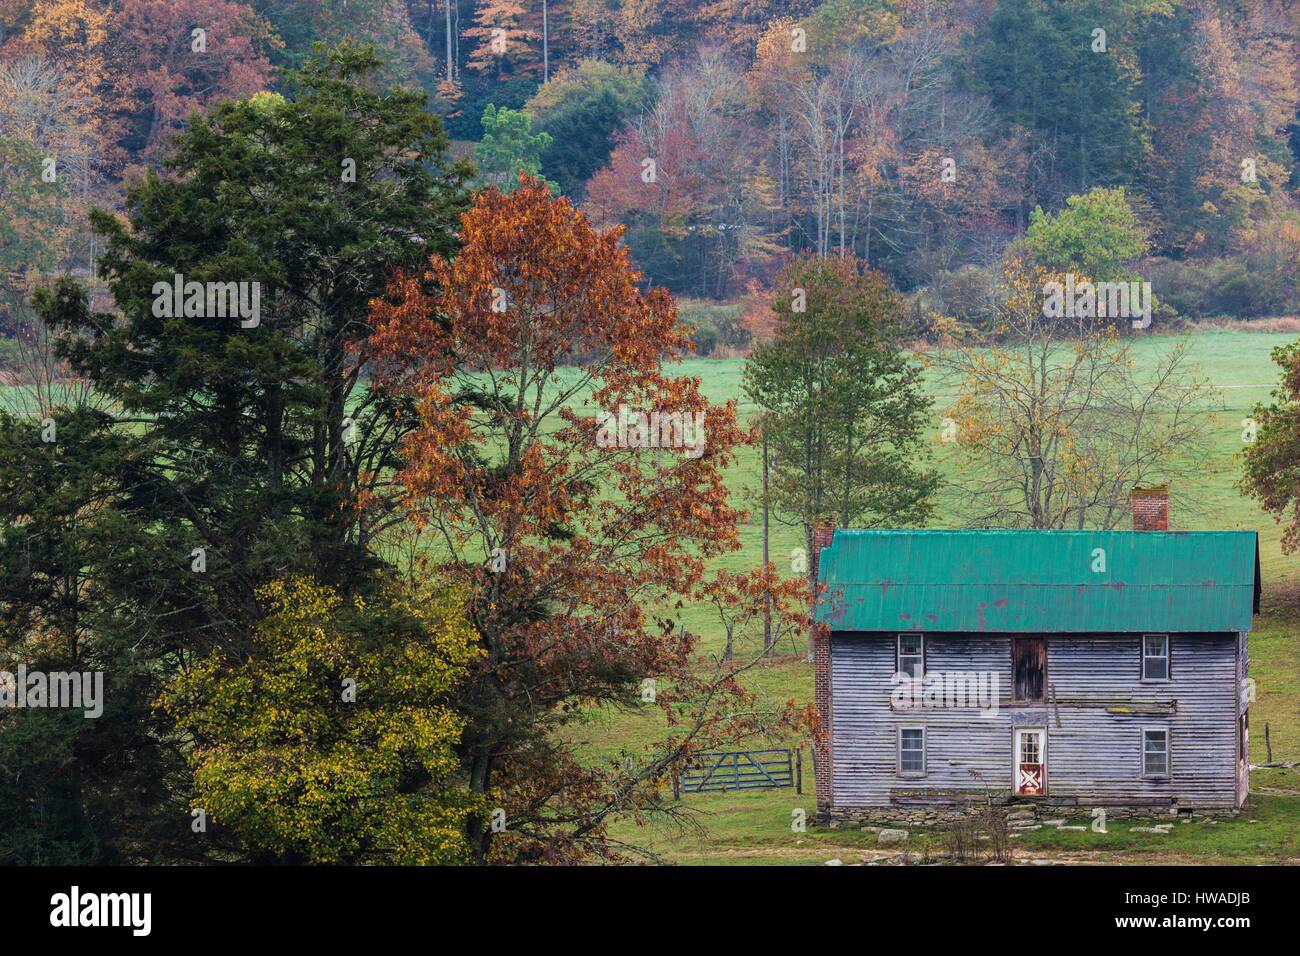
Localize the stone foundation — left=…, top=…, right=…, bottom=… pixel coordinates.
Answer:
left=819, top=802, right=1241, bottom=829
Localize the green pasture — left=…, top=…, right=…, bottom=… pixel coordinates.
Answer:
left=588, top=328, right=1300, bottom=864
left=7, top=327, right=1297, bottom=864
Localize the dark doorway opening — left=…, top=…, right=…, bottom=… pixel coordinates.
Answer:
left=1012, top=637, right=1045, bottom=702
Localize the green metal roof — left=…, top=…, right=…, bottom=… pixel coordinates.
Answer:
left=816, top=529, right=1260, bottom=634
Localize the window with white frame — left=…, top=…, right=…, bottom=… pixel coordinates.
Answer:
left=897, top=633, right=924, bottom=679
left=1143, top=729, right=1169, bottom=777
left=899, top=727, right=925, bottom=775
left=1142, top=634, right=1169, bottom=681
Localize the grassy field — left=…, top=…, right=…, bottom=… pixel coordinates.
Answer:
left=585, top=328, right=1300, bottom=865
left=10, top=328, right=1296, bottom=864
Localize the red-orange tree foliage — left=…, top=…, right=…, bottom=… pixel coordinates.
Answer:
left=369, top=176, right=808, bottom=863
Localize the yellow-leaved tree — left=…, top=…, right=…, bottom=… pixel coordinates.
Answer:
left=158, top=576, right=481, bottom=864
left=933, top=254, right=1218, bottom=530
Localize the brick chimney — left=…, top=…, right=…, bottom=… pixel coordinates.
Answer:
left=809, top=523, right=835, bottom=586
left=809, top=523, right=835, bottom=815
left=1131, top=485, right=1170, bottom=531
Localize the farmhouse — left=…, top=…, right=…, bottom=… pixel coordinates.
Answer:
left=812, top=488, right=1261, bottom=825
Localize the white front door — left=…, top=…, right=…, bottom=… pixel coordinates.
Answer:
left=1015, top=728, right=1046, bottom=796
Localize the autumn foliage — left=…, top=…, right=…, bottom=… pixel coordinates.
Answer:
left=369, top=176, right=809, bottom=862
left=1241, top=341, right=1300, bottom=554
left=159, top=576, right=481, bottom=865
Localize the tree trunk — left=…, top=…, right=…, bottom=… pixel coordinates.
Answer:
left=840, top=419, right=853, bottom=527
left=445, top=0, right=454, bottom=84
left=762, top=431, right=773, bottom=655
left=805, top=520, right=816, bottom=661
left=467, top=749, right=494, bottom=863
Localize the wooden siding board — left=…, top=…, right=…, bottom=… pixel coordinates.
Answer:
left=830, top=632, right=1238, bottom=809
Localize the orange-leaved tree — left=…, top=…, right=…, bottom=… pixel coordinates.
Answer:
left=369, top=175, right=810, bottom=863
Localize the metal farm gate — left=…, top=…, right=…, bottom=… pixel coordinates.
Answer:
left=675, top=749, right=801, bottom=797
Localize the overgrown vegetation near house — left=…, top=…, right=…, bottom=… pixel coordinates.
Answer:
left=586, top=331, right=1300, bottom=865
left=1, top=0, right=1297, bottom=870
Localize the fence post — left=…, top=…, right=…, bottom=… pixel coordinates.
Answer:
left=796, top=748, right=802, bottom=794
left=673, top=764, right=680, bottom=801
left=1265, top=722, right=1272, bottom=763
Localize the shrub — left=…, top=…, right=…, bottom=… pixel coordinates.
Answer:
left=677, top=300, right=752, bottom=356
left=1145, top=255, right=1296, bottom=320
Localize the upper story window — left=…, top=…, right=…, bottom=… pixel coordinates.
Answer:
left=1142, top=634, right=1170, bottom=681
left=1012, top=636, right=1045, bottom=702
left=897, top=633, right=924, bottom=679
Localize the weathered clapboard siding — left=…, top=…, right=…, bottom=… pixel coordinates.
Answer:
left=1240, top=630, right=1250, bottom=712
left=830, top=632, right=1239, bottom=809
left=831, top=635, right=1011, bottom=807
left=1046, top=634, right=1237, bottom=807
left=1237, top=630, right=1250, bottom=805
